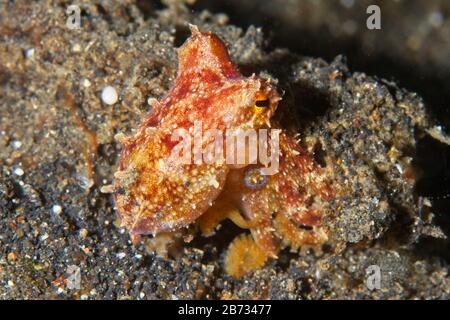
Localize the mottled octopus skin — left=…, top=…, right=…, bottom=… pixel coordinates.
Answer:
left=114, top=25, right=334, bottom=273
left=200, top=131, right=334, bottom=257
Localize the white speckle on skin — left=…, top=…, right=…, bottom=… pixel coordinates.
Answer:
left=101, top=86, right=118, bottom=105
left=52, top=204, right=62, bottom=214
left=208, top=175, right=220, bottom=188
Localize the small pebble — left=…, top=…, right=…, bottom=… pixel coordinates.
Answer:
left=82, top=78, right=91, bottom=88
left=25, top=48, right=34, bottom=58
left=11, top=140, right=22, bottom=149
left=7, top=252, right=17, bottom=262
left=101, top=86, right=118, bottom=105
left=72, top=43, right=82, bottom=53
left=79, top=228, right=88, bottom=238
left=216, top=13, right=229, bottom=25
left=147, top=97, right=158, bottom=106
left=13, top=167, right=24, bottom=176
left=52, top=204, right=62, bottom=214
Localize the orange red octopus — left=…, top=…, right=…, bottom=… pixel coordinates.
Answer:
left=113, top=25, right=336, bottom=278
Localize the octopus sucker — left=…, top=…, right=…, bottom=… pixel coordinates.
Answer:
left=224, top=234, right=269, bottom=279
left=113, top=25, right=336, bottom=277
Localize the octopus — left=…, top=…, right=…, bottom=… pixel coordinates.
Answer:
left=113, top=25, right=336, bottom=278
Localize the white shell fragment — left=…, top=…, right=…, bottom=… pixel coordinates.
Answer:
left=101, top=86, right=118, bottom=105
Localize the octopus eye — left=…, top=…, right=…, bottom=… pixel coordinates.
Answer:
left=244, top=167, right=268, bottom=190
left=253, top=97, right=271, bottom=118
left=255, top=99, right=270, bottom=108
